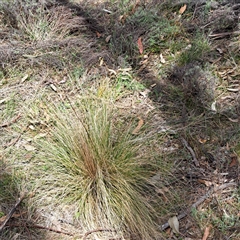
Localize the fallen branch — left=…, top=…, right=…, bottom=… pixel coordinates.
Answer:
left=0, top=114, right=21, bottom=128
left=161, top=182, right=238, bottom=231
left=209, top=31, right=240, bottom=39
left=83, top=228, right=116, bottom=240
left=3, top=134, right=21, bottom=148
left=0, top=193, right=26, bottom=231
left=181, top=137, right=200, bottom=167
left=5, top=223, right=74, bottom=236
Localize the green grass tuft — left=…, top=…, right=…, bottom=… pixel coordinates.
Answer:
left=178, top=33, right=211, bottom=65
left=35, top=98, right=160, bottom=239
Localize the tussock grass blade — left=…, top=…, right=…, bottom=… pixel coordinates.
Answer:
left=35, top=99, right=161, bottom=239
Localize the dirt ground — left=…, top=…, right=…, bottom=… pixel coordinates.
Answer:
left=0, top=0, right=240, bottom=239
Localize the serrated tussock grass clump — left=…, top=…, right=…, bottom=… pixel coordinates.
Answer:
left=36, top=100, right=160, bottom=239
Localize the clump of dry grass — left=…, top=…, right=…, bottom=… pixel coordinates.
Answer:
left=33, top=97, right=161, bottom=239
left=1, top=0, right=84, bottom=42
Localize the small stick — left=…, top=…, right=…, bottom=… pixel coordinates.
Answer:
left=0, top=193, right=26, bottom=231
left=3, top=134, right=21, bottom=148
left=5, top=223, right=74, bottom=236
left=181, top=137, right=200, bottom=167
left=0, top=114, right=21, bottom=128
left=83, top=228, right=116, bottom=240
left=3, top=125, right=27, bottom=148
left=161, top=182, right=237, bottom=230
left=209, top=31, right=240, bottom=38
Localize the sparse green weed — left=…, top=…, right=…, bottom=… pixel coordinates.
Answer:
left=191, top=189, right=240, bottom=237
left=178, top=33, right=210, bottom=65
left=128, top=7, right=183, bottom=54
left=69, top=66, right=85, bottom=81
left=212, top=213, right=236, bottom=232
left=147, top=18, right=182, bottom=53
left=1, top=96, right=17, bottom=119
left=116, top=70, right=145, bottom=91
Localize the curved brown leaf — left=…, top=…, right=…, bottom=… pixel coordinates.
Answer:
left=137, top=37, right=144, bottom=54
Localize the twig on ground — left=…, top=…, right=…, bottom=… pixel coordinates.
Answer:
left=0, top=193, right=26, bottom=231
left=3, top=134, right=21, bottom=148
left=161, top=182, right=238, bottom=231
left=181, top=137, right=200, bottom=167
left=209, top=31, right=240, bottom=39
left=6, top=222, right=116, bottom=238
left=83, top=228, right=116, bottom=240
left=3, top=125, right=27, bottom=148
left=5, top=223, right=74, bottom=236
left=0, top=114, right=21, bottom=128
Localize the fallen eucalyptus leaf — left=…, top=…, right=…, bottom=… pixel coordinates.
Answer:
left=21, top=74, right=29, bottom=83
left=29, top=125, right=35, bottom=130
left=202, top=225, right=212, bottom=240
left=50, top=83, right=57, bottom=92
left=160, top=53, right=166, bottom=63
left=228, top=117, right=239, bottom=123
left=105, top=35, right=111, bottom=43
left=24, top=144, right=36, bottom=151
left=168, top=216, right=180, bottom=234
left=211, top=101, right=217, bottom=112
left=34, top=133, right=47, bottom=140
left=137, top=37, right=144, bottom=54
left=132, top=117, right=144, bottom=135
left=227, top=88, right=239, bottom=92
left=179, top=4, right=187, bottom=14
